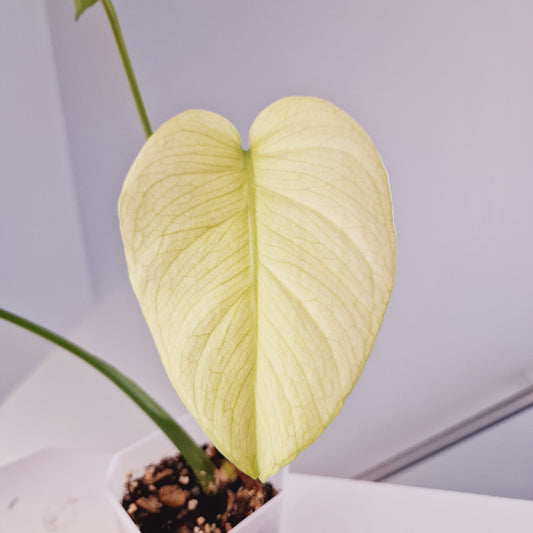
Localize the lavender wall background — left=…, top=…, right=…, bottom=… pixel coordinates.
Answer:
left=0, top=0, right=92, bottom=398
left=1, top=0, right=532, bottom=497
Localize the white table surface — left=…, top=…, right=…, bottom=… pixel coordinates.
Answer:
left=1, top=353, right=532, bottom=532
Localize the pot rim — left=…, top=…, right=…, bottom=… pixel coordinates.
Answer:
left=104, top=416, right=287, bottom=533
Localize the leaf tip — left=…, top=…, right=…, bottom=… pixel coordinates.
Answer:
left=73, top=0, right=99, bottom=20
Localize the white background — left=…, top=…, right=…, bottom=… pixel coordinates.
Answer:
left=1, top=0, right=532, bottom=497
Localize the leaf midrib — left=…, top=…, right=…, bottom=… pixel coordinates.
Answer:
left=242, top=149, right=260, bottom=475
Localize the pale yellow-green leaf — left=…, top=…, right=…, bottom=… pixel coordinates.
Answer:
left=119, top=96, right=396, bottom=480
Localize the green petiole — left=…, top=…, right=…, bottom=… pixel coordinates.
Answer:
left=76, top=0, right=152, bottom=138
left=98, top=0, right=152, bottom=138
left=0, top=307, right=216, bottom=493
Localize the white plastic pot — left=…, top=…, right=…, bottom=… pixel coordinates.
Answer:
left=105, top=415, right=287, bottom=533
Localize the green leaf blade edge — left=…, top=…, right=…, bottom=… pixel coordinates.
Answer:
left=74, top=0, right=99, bottom=20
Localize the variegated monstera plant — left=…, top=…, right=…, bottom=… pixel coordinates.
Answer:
left=1, top=0, right=395, bottom=490
left=119, top=98, right=396, bottom=480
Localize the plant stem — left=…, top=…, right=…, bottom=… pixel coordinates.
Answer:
left=99, top=0, right=152, bottom=138
left=0, top=307, right=216, bottom=493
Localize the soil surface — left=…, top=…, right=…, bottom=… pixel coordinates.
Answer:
left=122, top=444, right=277, bottom=533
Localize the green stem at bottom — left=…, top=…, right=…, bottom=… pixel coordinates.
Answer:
left=0, top=307, right=215, bottom=493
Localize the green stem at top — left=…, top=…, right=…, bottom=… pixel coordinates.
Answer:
left=0, top=307, right=216, bottom=493
left=99, top=0, right=152, bottom=138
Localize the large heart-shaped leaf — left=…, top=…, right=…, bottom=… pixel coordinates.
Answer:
left=119, top=96, right=396, bottom=479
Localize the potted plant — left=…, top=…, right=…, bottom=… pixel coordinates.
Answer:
left=0, top=0, right=396, bottom=531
